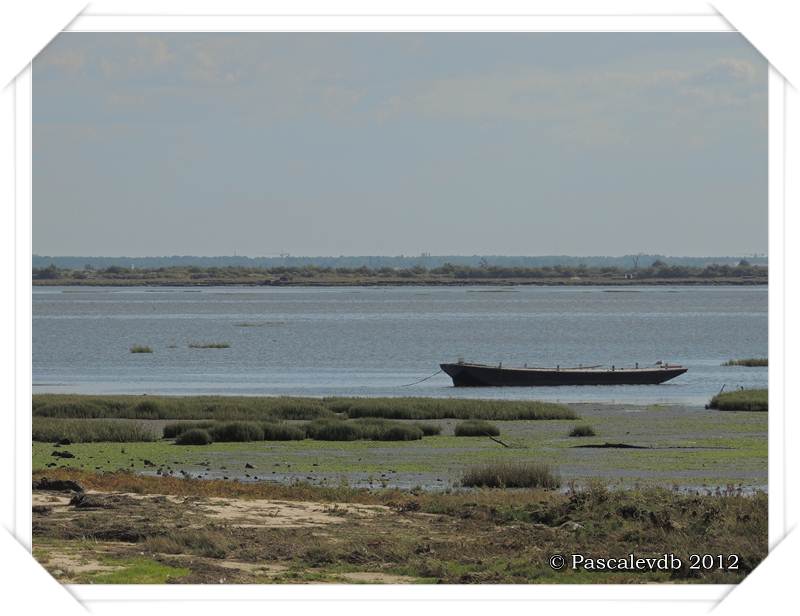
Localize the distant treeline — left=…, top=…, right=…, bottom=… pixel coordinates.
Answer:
left=32, top=253, right=767, bottom=271
left=33, top=260, right=767, bottom=284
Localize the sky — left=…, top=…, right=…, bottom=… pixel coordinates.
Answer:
left=33, top=33, right=767, bottom=257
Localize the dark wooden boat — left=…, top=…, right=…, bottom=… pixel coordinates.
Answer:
left=440, top=361, right=687, bottom=387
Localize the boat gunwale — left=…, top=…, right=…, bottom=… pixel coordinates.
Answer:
left=441, top=362, right=687, bottom=374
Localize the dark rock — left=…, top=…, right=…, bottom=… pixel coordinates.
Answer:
left=32, top=505, right=52, bottom=515
left=245, top=463, right=254, bottom=469
left=58, top=438, right=71, bottom=446
left=51, top=450, right=75, bottom=459
left=32, top=478, right=84, bottom=492
left=143, top=459, right=156, bottom=467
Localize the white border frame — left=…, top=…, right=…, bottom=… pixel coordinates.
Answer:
left=11, top=7, right=785, bottom=611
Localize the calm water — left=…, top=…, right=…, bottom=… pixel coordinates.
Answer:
left=32, top=285, right=768, bottom=404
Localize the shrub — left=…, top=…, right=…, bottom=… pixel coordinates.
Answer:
left=708, top=389, right=768, bottom=412
left=461, top=462, right=560, bottom=489
left=209, top=421, right=264, bottom=442
left=261, top=423, right=306, bottom=441
left=175, top=429, right=213, bottom=445
left=454, top=420, right=500, bottom=437
left=569, top=424, right=596, bottom=437
left=188, top=342, right=230, bottom=349
left=130, top=345, right=153, bottom=354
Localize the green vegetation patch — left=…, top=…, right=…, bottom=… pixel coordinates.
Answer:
left=723, top=358, right=768, bottom=367
left=32, top=418, right=157, bottom=443
left=129, top=345, right=153, bottom=354
left=33, top=394, right=334, bottom=421
left=188, top=342, right=230, bottom=349
left=461, top=462, right=560, bottom=489
left=87, top=556, right=190, bottom=584
left=326, top=397, right=575, bottom=420
left=454, top=420, right=500, bottom=437
left=708, top=389, right=768, bottom=412
left=175, top=429, right=213, bottom=445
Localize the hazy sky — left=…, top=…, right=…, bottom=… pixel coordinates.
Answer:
left=33, top=33, right=767, bottom=257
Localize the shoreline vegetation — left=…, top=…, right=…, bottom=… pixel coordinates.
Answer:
left=32, top=395, right=577, bottom=421
left=723, top=358, right=768, bottom=367
left=707, top=389, right=768, bottom=412
left=32, top=261, right=767, bottom=287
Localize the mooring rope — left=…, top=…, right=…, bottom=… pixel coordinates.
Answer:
left=401, top=369, right=443, bottom=387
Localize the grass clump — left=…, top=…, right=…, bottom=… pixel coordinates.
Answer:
left=723, top=358, right=768, bottom=367
left=129, top=345, right=153, bottom=354
left=303, top=418, right=424, bottom=441
left=454, top=420, right=500, bottom=437
left=163, top=421, right=216, bottom=439
left=261, top=422, right=306, bottom=441
left=304, top=419, right=362, bottom=441
left=461, top=462, right=560, bottom=489
left=174, top=429, right=213, bottom=445
left=208, top=421, right=264, bottom=442
left=188, top=342, right=230, bottom=349
left=328, top=397, right=575, bottom=420
left=708, top=389, right=768, bottom=412
left=32, top=418, right=157, bottom=443
left=568, top=424, right=596, bottom=437
left=412, top=422, right=442, bottom=436
left=144, top=529, right=233, bottom=559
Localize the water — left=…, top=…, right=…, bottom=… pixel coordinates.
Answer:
left=32, top=285, right=767, bottom=404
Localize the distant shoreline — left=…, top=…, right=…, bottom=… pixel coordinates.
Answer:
left=32, top=277, right=768, bottom=287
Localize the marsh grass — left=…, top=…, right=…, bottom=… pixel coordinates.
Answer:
left=261, top=422, right=307, bottom=441
left=162, top=421, right=216, bottom=439
left=412, top=422, right=442, bottom=436
left=327, top=397, right=575, bottom=420
left=454, top=420, right=500, bottom=437
left=129, top=345, right=153, bottom=354
left=708, top=389, right=768, bottom=412
left=33, top=395, right=333, bottom=421
left=32, top=418, right=157, bottom=443
left=723, top=358, right=768, bottom=367
left=209, top=421, right=264, bottom=442
left=33, top=394, right=575, bottom=422
left=304, top=418, right=423, bottom=441
left=188, top=342, right=230, bottom=349
left=175, top=429, right=213, bottom=445
left=461, top=462, right=560, bottom=489
left=569, top=425, right=596, bottom=437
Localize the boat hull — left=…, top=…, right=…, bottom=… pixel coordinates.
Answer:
left=440, top=363, right=687, bottom=387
